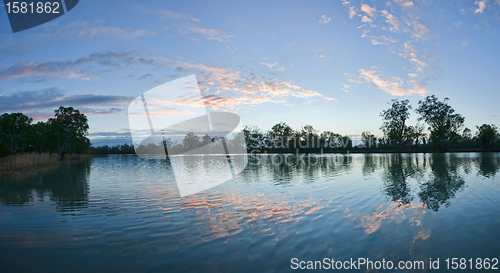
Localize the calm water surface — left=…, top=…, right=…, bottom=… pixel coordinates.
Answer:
left=0, top=153, right=499, bottom=272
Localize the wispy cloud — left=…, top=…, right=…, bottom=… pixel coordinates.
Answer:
left=319, top=15, right=333, bottom=24
left=315, top=54, right=330, bottom=61
left=175, top=61, right=336, bottom=109
left=355, top=68, right=427, bottom=96
left=156, top=10, right=201, bottom=22
left=400, top=42, right=418, bottom=58
left=343, top=0, right=428, bottom=41
left=127, top=106, right=193, bottom=118
left=78, top=26, right=155, bottom=39
left=40, top=20, right=155, bottom=41
left=348, top=6, right=357, bottom=19
left=342, top=84, right=353, bottom=92
left=394, top=0, right=414, bottom=8
left=1, top=50, right=334, bottom=113
left=0, top=88, right=133, bottom=119
left=408, top=19, right=428, bottom=40
left=226, top=46, right=238, bottom=53
left=370, top=35, right=398, bottom=45
left=0, top=51, right=171, bottom=81
left=410, top=57, right=429, bottom=71
left=184, top=27, right=234, bottom=42
left=260, top=62, right=278, bottom=68
left=475, top=0, right=487, bottom=13
left=398, top=43, right=430, bottom=72
left=381, top=10, right=403, bottom=32
left=84, top=108, right=123, bottom=116
left=261, top=80, right=335, bottom=101
left=137, top=73, right=154, bottom=81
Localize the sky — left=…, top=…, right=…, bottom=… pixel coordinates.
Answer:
left=0, top=0, right=499, bottom=146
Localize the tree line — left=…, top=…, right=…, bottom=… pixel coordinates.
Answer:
left=90, top=132, right=246, bottom=155
left=242, top=95, right=499, bottom=153
left=376, top=95, right=499, bottom=151
left=2, top=95, right=499, bottom=157
left=91, top=96, right=499, bottom=155
left=0, top=107, right=90, bottom=160
left=91, top=95, right=499, bottom=155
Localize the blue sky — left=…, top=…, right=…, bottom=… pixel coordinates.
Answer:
left=0, top=0, right=499, bottom=146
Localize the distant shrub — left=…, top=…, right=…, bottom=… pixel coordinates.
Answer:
left=0, top=142, right=11, bottom=158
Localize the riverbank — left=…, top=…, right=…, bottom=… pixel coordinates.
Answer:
left=246, top=147, right=500, bottom=154
left=0, top=153, right=88, bottom=176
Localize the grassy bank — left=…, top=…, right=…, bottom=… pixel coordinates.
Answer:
left=0, top=153, right=88, bottom=176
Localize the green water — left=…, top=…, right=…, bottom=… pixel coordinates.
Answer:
left=0, top=153, right=499, bottom=272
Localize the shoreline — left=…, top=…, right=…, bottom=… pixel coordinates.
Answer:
left=98, top=148, right=500, bottom=156
left=0, top=153, right=89, bottom=176
left=245, top=147, right=500, bottom=154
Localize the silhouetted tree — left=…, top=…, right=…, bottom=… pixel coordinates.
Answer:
left=243, top=126, right=263, bottom=149
left=269, top=122, right=293, bottom=149
left=201, top=134, right=213, bottom=146
left=361, top=131, right=376, bottom=148
left=416, top=95, right=465, bottom=150
left=49, top=106, right=90, bottom=160
left=29, top=121, right=52, bottom=155
left=322, top=131, right=342, bottom=148
left=402, top=125, right=416, bottom=147
left=461, top=127, right=473, bottom=148
left=413, top=123, right=426, bottom=148
left=301, top=124, right=318, bottom=148
left=476, top=124, right=499, bottom=150
left=380, top=99, right=412, bottom=148
left=183, top=132, right=201, bottom=150
left=0, top=113, right=33, bottom=154
left=340, top=135, right=353, bottom=149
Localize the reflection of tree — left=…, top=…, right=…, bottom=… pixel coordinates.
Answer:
left=242, top=154, right=353, bottom=186
left=418, top=155, right=465, bottom=211
left=381, top=155, right=415, bottom=206
left=362, top=154, right=377, bottom=176
left=475, top=153, right=500, bottom=178
left=241, top=153, right=493, bottom=213
left=0, top=159, right=90, bottom=211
